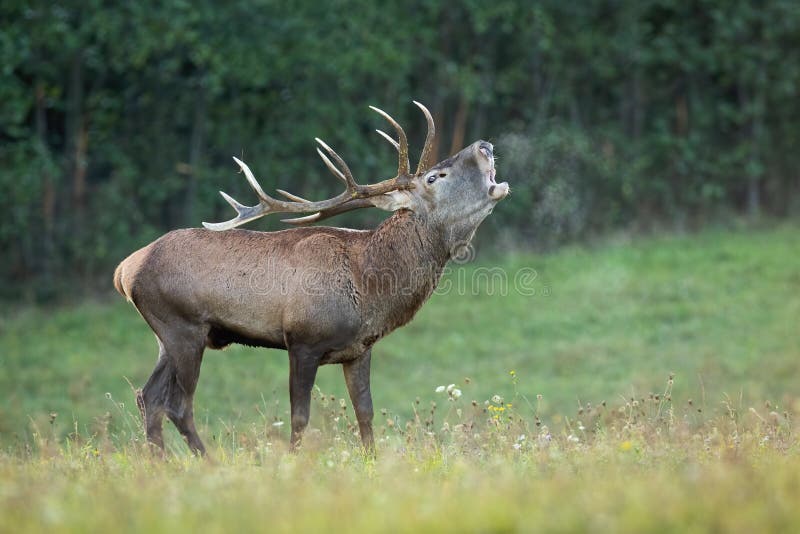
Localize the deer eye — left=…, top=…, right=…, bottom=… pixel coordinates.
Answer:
left=427, top=171, right=447, bottom=184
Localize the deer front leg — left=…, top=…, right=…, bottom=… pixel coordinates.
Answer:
left=343, top=349, right=375, bottom=453
left=288, top=345, right=321, bottom=450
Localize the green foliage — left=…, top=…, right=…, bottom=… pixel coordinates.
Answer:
left=1, top=0, right=800, bottom=299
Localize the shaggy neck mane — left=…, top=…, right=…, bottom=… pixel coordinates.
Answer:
left=355, top=210, right=451, bottom=337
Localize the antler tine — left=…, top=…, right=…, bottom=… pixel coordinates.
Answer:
left=276, top=189, right=310, bottom=203
left=201, top=157, right=286, bottom=230
left=375, top=129, right=400, bottom=150
left=315, top=148, right=347, bottom=185
left=413, top=100, right=436, bottom=175
left=315, top=138, right=358, bottom=191
left=202, top=191, right=272, bottom=231
left=369, top=105, right=410, bottom=176
left=232, top=157, right=273, bottom=204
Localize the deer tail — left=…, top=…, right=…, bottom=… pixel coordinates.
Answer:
left=113, top=262, right=127, bottom=298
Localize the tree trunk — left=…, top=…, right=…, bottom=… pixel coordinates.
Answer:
left=36, top=81, right=55, bottom=292
left=747, top=59, right=766, bottom=218
left=449, top=95, right=469, bottom=156
left=66, top=49, right=86, bottom=252
left=186, top=85, right=207, bottom=225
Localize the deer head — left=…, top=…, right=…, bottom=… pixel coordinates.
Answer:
left=202, top=102, right=509, bottom=246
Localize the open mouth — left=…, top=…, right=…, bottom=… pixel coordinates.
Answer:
left=479, top=142, right=509, bottom=200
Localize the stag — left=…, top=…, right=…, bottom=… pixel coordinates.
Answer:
left=114, top=102, right=509, bottom=455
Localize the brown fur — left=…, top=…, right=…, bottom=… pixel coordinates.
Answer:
left=115, top=140, right=507, bottom=454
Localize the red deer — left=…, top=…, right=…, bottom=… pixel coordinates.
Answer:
left=113, top=102, right=509, bottom=455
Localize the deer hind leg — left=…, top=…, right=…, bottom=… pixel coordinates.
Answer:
left=138, top=345, right=171, bottom=452
left=162, top=330, right=207, bottom=456
left=138, top=318, right=208, bottom=456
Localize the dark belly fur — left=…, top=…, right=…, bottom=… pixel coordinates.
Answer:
left=206, top=325, right=287, bottom=351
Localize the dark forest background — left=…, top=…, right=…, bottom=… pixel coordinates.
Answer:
left=2, top=0, right=799, bottom=301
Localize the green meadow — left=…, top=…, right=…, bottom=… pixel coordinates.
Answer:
left=1, top=223, right=799, bottom=532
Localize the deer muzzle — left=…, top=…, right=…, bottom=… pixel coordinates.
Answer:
left=489, top=181, right=510, bottom=200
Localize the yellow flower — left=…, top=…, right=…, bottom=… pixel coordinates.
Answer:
left=620, top=441, right=633, bottom=452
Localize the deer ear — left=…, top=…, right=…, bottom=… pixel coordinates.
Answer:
left=369, top=190, right=414, bottom=212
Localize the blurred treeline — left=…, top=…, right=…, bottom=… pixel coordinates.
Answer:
left=2, top=1, right=799, bottom=301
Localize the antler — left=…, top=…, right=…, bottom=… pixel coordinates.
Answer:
left=202, top=102, right=436, bottom=230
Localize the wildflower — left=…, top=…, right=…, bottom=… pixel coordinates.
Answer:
left=272, top=421, right=284, bottom=427
left=491, top=394, right=503, bottom=405
left=450, top=388, right=462, bottom=400
left=339, top=398, right=347, bottom=409
left=567, top=434, right=580, bottom=443
left=513, top=443, right=522, bottom=450
left=446, top=384, right=456, bottom=393
left=620, top=440, right=633, bottom=452
left=435, top=385, right=446, bottom=393
left=517, top=435, right=526, bottom=442
left=509, top=370, right=516, bottom=377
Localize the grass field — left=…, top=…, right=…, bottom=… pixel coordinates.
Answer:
left=1, top=223, right=799, bottom=532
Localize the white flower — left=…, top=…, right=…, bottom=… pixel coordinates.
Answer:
left=450, top=388, right=462, bottom=399
left=435, top=385, right=446, bottom=393
left=491, top=394, right=503, bottom=405
left=446, top=384, right=456, bottom=393
left=567, top=434, right=580, bottom=443
left=517, top=434, right=526, bottom=442
left=513, top=443, right=522, bottom=450
left=272, top=421, right=284, bottom=427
